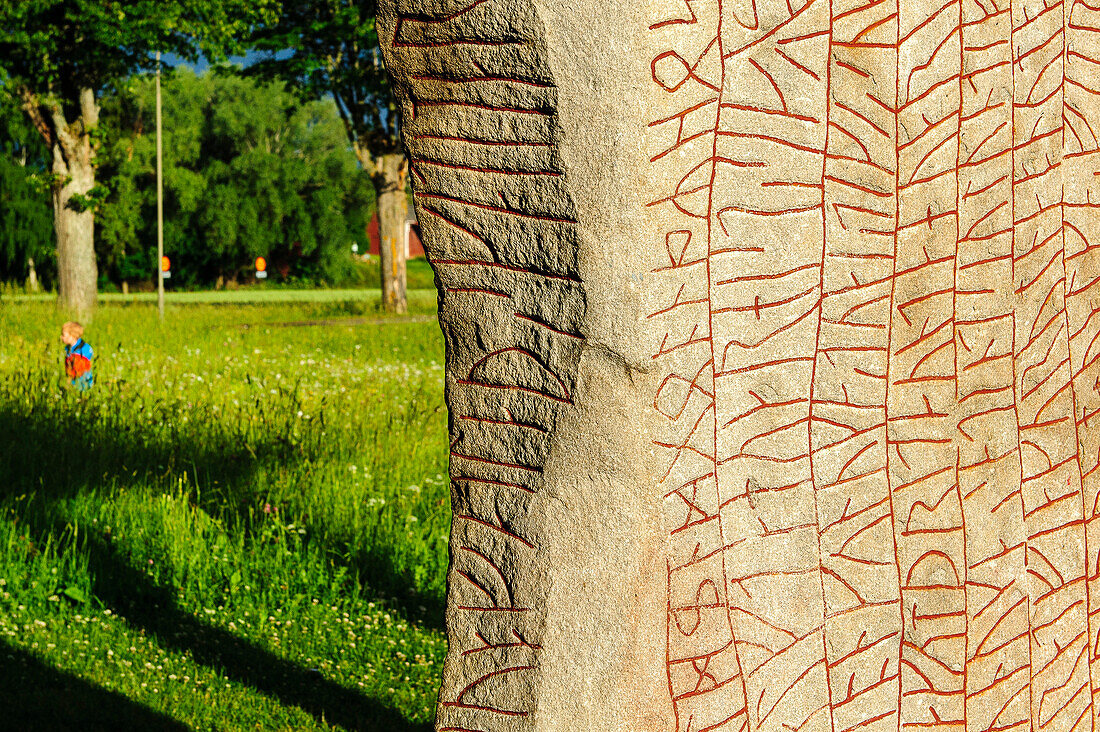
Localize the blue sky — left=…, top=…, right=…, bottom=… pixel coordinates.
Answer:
left=161, top=51, right=260, bottom=72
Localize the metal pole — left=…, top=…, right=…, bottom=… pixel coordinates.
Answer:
left=156, top=51, right=165, bottom=321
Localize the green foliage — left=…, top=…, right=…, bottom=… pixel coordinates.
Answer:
left=0, top=0, right=277, bottom=117
left=0, top=157, right=54, bottom=284
left=97, top=68, right=375, bottom=288
left=67, top=183, right=110, bottom=213
left=0, top=300, right=448, bottom=729
left=0, top=96, right=54, bottom=286
left=0, top=0, right=283, bottom=307
left=249, top=0, right=399, bottom=160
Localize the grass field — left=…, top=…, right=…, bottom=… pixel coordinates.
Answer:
left=4, top=288, right=439, bottom=307
left=4, top=256, right=439, bottom=305
left=0, top=296, right=449, bottom=730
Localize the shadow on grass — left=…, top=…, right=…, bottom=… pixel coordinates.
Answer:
left=0, top=392, right=446, bottom=630
left=0, top=402, right=435, bottom=732
left=0, top=637, right=189, bottom=732
left=83, top=534, right=430, bottom=732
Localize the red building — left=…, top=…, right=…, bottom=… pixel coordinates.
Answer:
left=367, top=211, right=424, bottom=258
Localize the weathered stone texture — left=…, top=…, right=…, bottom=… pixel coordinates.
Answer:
left=380, top=0, right=1100, bottom=729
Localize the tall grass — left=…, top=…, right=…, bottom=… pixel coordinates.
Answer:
left=0, top=300, right=450, bottom=730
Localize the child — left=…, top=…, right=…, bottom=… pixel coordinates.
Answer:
left=60, top=321, right=94, bottom=391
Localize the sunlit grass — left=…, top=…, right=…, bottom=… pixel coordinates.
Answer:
left=0, top=299, right=449, bottom=730
left=2, top=287, right=439, bottom=307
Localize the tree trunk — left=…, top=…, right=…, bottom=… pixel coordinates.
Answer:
left=53, top=144, right=98, bottom=314
left=371, top=152, right=409, bottom=314
left=26, top=257, right=39, bottom=292
left=31, top=87, right=100, bottom=316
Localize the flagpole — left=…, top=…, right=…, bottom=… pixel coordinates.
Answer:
left=156, top=51, right=165, bottom=321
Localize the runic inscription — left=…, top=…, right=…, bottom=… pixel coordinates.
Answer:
left=381, top=0, right=584, bottom=730
left=647, top=0, right=1100, bottom=730
left=382, top=0, right=1100, bottom=728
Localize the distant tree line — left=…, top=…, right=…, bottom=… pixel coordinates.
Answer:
left=0, top=1, right=408, bottom=312
left=0, top=93, right=54, bottom=289
left=0, top=69, right=375, bottom=291
left=100, top=69, right=375, bottom=289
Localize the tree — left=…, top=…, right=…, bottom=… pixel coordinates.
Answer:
left=250, top=1, right=410, bottom=313
left=0, top=89, right=54, bottom=290
left=97, top=68, right=372, bottom=288
left=0, top=0, right=274, bottom=314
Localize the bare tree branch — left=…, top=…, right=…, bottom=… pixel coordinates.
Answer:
left=79, top=87, right=98, bottom=131
left=16, top=87, right=54, bottom=148
left=46, top=100, right=78, bottom=164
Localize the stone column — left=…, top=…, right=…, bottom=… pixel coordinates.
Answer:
left=379, top=1, right=1100, bottom=730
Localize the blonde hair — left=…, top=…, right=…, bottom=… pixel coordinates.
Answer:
left=62, top=321, right=84, bottom=339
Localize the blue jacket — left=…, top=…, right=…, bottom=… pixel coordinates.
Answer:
left=65, top=338, right=94, bottom=391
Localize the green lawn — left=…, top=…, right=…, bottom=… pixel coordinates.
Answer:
left=4, top=255, right=439, bottom=305
left=0, top=298, right=449, bottom=730
left=5, top=287, right=438, bottom=307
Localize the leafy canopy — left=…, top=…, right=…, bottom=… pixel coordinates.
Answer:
left=249, top=0, right=400, bottom=160
left=0, top=0, right=277, bottom=118
left=0, top=95, right=53, bottom=285
left=96, top=68, right=373, bottom=287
